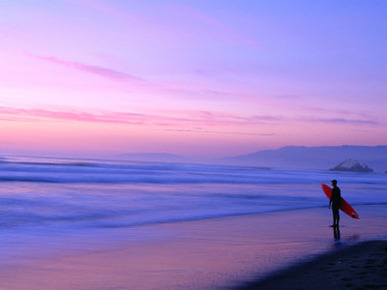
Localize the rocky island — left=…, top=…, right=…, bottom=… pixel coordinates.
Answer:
left=330, top=159, right=373, bottom=172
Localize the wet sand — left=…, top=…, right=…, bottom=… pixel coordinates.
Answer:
left=239, top=240, right=387, bottom=290
left=0, top=205, right=386, bottom=289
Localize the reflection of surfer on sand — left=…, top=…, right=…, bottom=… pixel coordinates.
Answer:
left=329, top=179, right=341, bottom=227
left=333, top=226, right=341, bottom=242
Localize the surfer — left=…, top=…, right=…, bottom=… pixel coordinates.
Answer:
left=328, top=179, right=341, bottom=227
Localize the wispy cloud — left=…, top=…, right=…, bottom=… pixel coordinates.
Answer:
left=239, top=98, right=383, bottom=124
left=240, top=98, right=355, bottom=116
left=28, top=54, right=145, bottom=82
left=1, top=105, right=379, bottom=131
left=0, top=106, right=281, bottom=129
left=0, top=107, right=145, bottom=125
left=306, top=117, right=380, bottom=125
left=164, top=128, right=275, bottom=136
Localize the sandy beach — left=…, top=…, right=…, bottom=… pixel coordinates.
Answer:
left=0, top=204, right=386, bottom=289
left=239, top=240, right=387, bottom=289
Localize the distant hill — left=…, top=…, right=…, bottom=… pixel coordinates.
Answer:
left=116, top=153, right=187, bottom=163
left=225, top=145, right=387, bottom=172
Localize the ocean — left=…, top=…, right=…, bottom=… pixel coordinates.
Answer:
left=1, top=155, right=386, bottom=232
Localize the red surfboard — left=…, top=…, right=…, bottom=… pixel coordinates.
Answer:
left=321, top=183, right=359, bottom=219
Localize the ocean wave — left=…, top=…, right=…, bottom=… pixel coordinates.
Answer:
left=0, top=159, right=97, bottom=167
left=0, top=190, right=385, bottom=230
left=0, top=177, right=60, bottom=183
left=0, top=156, right=386, bottom=233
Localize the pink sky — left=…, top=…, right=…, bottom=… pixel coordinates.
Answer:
left=1, top=1, right=386, bottom=157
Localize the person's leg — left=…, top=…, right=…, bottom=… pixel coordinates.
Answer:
left=333, top=207, right=339, bottom=227
left=331, top=208, right=336, bottom=226
left=336, top=212, right=340, bottom=227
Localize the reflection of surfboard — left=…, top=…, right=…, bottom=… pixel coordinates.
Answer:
left=321, top=184, right=359, bottom=219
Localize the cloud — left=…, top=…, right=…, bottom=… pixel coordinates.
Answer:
left=29, top=54, right=144, bottom=82
left=239, top=98, right=382, bottom=124
left=0, top=106, right=145, bottom=125
left=250, top=115, right=282, bottom=122
left=0, top=106, right=281, bottom=129
left=164, top=128, right=275, bottom=136
left=2, top=105, right=378, bottom=133
left=304, top=117, right=380, bottom=125
left=240, top=98, right=352, bottom=116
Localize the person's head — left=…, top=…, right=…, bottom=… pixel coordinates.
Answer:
left=331, top=179, right=338, bottom=186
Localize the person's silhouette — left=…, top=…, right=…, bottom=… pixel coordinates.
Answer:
left=328, top=179, right=341, bottom=227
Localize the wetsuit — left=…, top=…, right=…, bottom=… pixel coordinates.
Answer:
left=330, top=185, right=341, bottom=226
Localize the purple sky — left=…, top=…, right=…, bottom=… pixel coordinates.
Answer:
left=1, top=0, right=386, bottom=157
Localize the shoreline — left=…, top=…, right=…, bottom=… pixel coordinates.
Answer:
left=0, top=205, right=386, bottom=289
left=238, top=240, right=387, bottom=289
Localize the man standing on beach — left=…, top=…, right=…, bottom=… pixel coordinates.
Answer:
left=329, top=179, right=341, bottom=227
